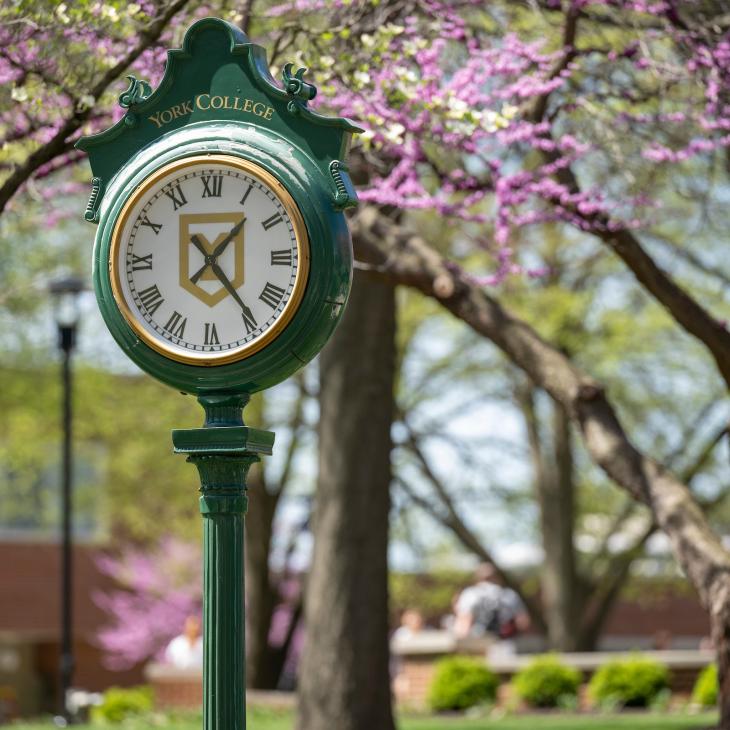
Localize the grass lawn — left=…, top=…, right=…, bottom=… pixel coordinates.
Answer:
left=9, top=709, right=719, bottom=730
left=401, top=713, right=717, bottom=729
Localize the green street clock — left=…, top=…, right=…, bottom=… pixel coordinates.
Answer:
left=77, top=17, right=361, bottom=395
left=76, top=18, right=361, bottom=730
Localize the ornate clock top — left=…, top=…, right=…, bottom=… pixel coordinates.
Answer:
left=76, top=17, right=361, bottom=224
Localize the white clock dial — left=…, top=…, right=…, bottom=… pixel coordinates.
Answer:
left=110, top=155, right=309, bottom=364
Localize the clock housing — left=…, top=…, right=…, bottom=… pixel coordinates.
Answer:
left=76, top=18, right=361, bottom=396
left=91, top=124, right=352, bottom=394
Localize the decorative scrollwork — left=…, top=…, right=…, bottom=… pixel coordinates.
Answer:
left=330, top=161, right=349, bottom=206
left=118, top=74, right=152, bottom=109
left=330, top=160, right=358, bottom=209
left=84, top=177, right=103, bottom=223
left=282, top=63, right=317, bottom=115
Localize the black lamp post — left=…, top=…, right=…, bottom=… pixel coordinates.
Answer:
left=48, top=275, right=85, bottom=725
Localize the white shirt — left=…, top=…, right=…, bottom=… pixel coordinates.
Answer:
left=164, top=635, right=203, bottom=669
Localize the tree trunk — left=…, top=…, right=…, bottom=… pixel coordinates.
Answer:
left=517, top=384, right=578, bottom=651
left=539, top=400, right=578, bottom=651
left=296, top=269, right=396, bottom=730
left=713, top=607, right=730, bottom=728
left=245, top=467, right=279, bottom=689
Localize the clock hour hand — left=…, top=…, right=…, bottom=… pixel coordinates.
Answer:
left=210, top=261, right=257, bottom=328
left=190, top=234, right=208, bottom=256
left=189, top=234, right=212, bottom=284
left=189, top=217, right=246, bottom=284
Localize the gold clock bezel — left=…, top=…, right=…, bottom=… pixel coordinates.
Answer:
left=109, top=154, right=311, bottom=366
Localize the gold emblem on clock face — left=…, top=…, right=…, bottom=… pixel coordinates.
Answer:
left=179, top=212, right=246, bottom=307
left=109, top=155, right=310, bottom=365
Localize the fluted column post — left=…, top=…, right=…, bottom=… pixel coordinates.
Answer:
left=172, top=393, right=274, bottom=730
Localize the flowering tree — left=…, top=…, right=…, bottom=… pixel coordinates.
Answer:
left=96, top=533, right=305, bottom=679
left=0, top=2, right=181, bottom=214
left=3, top=0, right=730, bottom=726
left=277, top=2, right=730, bottom=727
left=94, top=537, right=202, bottom=669
left=296, top=0, right=730, bottom=385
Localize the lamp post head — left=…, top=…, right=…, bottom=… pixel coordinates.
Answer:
left=49, top=275, right=85, bottom=352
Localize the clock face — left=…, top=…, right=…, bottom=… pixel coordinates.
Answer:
left=110, top=155, right=309, bottom=365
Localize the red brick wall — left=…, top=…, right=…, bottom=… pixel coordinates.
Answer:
left=152, top=677, right=202, bottom=710
left=0, top=542, right=145, bottom=715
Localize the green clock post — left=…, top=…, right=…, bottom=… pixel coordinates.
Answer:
left=76, top=18, right=360, bottom=730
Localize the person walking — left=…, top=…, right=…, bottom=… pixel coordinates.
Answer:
left=453, top=563, right=530, bottom=659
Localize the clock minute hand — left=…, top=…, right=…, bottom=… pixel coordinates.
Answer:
left=211, top=216, right=246, bottom=258
left=210, top=261, right=257, bottom=327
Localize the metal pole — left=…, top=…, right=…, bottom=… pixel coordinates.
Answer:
left=59, top=326, right=75, bottom=723
left=172, top=394, right=274, bottom=730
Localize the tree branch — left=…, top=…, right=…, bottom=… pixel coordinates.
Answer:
left=0, top=0, right=192, bottom=215
left=681, top=424, right=729, bottom=485
left=547, top=158, right=730, bottom=388
left=513, top=377, right=549, bottom=491
left=351, top=206, right=730, bottom=617
left=578, top=520, right=654, bottom=648
left=645, top=232, right=730, bottom=290
left=600, top=226, right=730, bottom=387
left=526, top=4, right=580, bottom=124
left=239, top=0, right=256, bottom=35
left=585, top=403, right=727, bottom=576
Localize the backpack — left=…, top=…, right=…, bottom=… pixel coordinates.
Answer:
left=471, top=585, right=521, bottom=638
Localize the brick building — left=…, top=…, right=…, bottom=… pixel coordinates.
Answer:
left=0, top=539, right=143, bottom=718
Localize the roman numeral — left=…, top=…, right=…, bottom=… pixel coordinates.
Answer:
left=270, top=249, right=292, bottom=267
left=239, top=184, right=253, bottom=206
left=165, top=184, right=188, bottom=210
left=204, top=322, right=220, bottom=346
left=163, top=310, right=187, bottom=339
left=137, top=284, right=164, bottom=315
left=131, top=253, right=153, bottom=271
left=258, top=282, right=286, bottom=309
left=261, top=213, right=283, bottom=231
left=139, top=215, right=162, bottom=235
left=201, top=175, right=223, bottom=198
left=242, top=309, right=258, bottom=335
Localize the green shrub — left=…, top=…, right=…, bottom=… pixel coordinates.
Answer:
left=588, top=656, right=670, bottom=708
left=692, top=664, right=718, bottom=707
left=513, top=655, right=582, bottom=708
left=90, top=686, right=153, bottom=724
left=428, top=656, right=499, bottom=712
